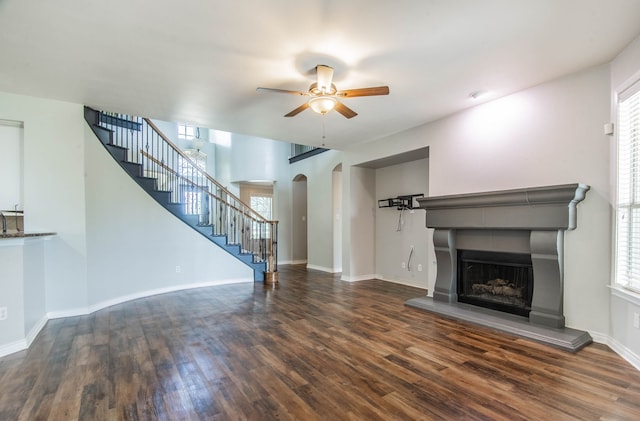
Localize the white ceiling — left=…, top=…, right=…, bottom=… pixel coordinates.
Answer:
left=1, top=0, right=639, bottom=150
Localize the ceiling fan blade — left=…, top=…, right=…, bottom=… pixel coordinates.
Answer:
left=284, top=102, right=310, bottom=117
left=256, top=87, right=308, bottom=96
left=337, top=86, right=390, bottom=98
left=316, top=65, right=334, bottom=93
left=334, top=101, right=358, bottom=119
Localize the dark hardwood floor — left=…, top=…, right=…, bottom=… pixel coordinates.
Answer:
left=1, top=265, right=639, bottom=420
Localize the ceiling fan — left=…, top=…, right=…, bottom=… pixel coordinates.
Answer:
left=256, top=65, right=390, bottom=119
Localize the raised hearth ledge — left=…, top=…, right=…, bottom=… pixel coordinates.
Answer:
left=405, top=296, right=592, bottom=352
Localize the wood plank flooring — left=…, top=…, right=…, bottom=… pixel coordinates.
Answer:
left=1, top=264, right=639, bottom=420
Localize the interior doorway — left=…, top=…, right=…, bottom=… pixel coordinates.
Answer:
left=292, top=174, right=308, bottom=264
left=332, top=164, right=342, bottom=272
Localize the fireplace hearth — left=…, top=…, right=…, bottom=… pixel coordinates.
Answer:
left=405, top=183, right=593, bottom=352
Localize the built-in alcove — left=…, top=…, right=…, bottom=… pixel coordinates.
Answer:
left=0, top=120, right=24, bottom=220
left=357, top=147, right=429, bottom=288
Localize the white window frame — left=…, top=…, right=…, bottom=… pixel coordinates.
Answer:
left=250, top=194, right=273, bottom=238
left=177, top=123, right=195, bottom=140
left=615, top=79, right=640, bottom=294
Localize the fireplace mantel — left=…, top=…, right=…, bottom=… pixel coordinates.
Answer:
left=417, top=183, right=590, bottom=230
left=406, top=183, right=592, bottom=352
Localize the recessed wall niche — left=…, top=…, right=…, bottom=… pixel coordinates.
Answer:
left=0, top=120, right=24, bottom=212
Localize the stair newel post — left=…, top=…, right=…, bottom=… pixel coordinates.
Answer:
left=206, top=181, right=212, bottom=230
left=264, top=220, right=279, bottom=285
left=241, top=206, right=245, bottom=248
left=222, top=189, right=226, bottom=236
left=272, top=221, right=278, bottom=272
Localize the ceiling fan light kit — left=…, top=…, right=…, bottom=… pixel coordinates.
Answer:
left=308, top=96, right=337, bottom=115
left=257, top=64, right=390, bottom=119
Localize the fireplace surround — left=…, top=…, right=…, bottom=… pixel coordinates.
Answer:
left=405, top=183, right=592, bottom=351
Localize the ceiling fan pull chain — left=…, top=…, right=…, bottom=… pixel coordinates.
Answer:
left=322, top=115, right=326, bottom=140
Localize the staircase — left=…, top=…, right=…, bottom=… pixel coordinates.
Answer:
left=84, top=107, right=277, bottom=282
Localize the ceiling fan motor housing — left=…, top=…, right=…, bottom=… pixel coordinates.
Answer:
left=309, top=82, right=337, bottom=96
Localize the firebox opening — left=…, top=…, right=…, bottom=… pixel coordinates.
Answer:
left=457, top=250, right=533, bottom=317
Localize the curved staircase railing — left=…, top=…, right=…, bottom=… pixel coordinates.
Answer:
left=85, top=108, right=278, bottom=280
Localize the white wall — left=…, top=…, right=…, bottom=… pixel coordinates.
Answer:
left=375, top=158, right=430, bottom=289
left=343, top=165, right=376, bottom=281
left=0, top=242, right=24, bottom=346
left=332, top=167, right=342, bottom=272
left=227, top=133, right=290, bottom=183
left=609, top=34, right=640, bottom=367
left=290, top=150, right=343, bottom=272
left=0, top=92, right=88, bottom=317
left=22, top=238, right=46, bottom=339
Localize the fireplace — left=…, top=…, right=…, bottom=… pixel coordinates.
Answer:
left=404, top=183, right=593, bottom=352
left=457, top=250, right=533, bottom=317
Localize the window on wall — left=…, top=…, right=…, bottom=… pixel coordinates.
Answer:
left=250, top=194, right=272, bottom=237
left=179, top=149, right=207, bottom=215
left=177, top=123, right=195, bottom=140
left=616, top=80, right=640, bottom=293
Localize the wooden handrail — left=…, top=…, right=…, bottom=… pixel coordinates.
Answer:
left=140, top=150, right=269, bottom=225
left=143, top=118, right=274, bottom=225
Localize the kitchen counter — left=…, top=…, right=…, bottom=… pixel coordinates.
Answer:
left=0, top=231, right=56, bottom=239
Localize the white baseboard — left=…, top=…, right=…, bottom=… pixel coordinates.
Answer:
left=47, top=307, right=90, bottom=319
left=605, top=335, right=640, bottom=371
left=25, top=316, right=48, bottom=347
left=376, top=275, right=428, bottom=291
left=588, top=331, right=609, bottom=345
left=86, top=278, right=253, bottom=315
left=306, top=264, right=339, bottom=273
left=0, top=339, right=27, bottom=359
left=341, top=274, right=377, bottom=282
left=279, top=260, right=307, bottom=265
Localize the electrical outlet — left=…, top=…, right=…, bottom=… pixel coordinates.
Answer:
left=0, top=307, right=7, bottom=321
left=634, top=313, right=640, bottom=329
left=175, top=266, right=181, bottom=273
left=418, top=264, right=423, bottom=272
left=401, top=262, right=406, bottom=269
